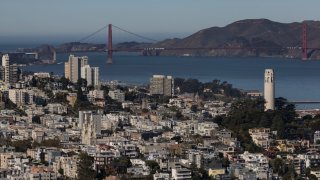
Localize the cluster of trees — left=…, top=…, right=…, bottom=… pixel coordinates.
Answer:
left=174, top=78, right=242, bottom=98
left=212, top=96, right=320, bottom=153
left=0, top=137, right=61, bottom=152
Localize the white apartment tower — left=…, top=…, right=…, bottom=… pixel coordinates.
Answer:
left=64, top=55, right=88, bottom=83
left=264, top=69, right=275, bottom=111
left=81, top=65, right=99, bottom=87
left=2, top=54, right=10, bottom=83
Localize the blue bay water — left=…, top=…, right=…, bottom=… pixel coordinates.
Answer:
left=21, top=52, right=320, bottom=106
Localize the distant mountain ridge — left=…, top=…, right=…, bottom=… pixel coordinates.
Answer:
left=154, top=19, right=320, bottom=59
left=15, top=19, right=320, bottom=59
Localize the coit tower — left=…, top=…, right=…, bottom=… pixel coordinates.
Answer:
left=264, top=69, right=275, bottom=111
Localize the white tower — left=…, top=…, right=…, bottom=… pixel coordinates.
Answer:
left=264, top=69, right=275, bottom=111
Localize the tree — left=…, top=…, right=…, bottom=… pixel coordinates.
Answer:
left=191, top=105, right=198, bottom=112
left=175, top=111, right=183, bottom=119
left=171, top=136, right=183, bottom=143
left=10, top=139, right=32, bottom=152
left=105, top=164, right=117, bottom=176
left=58, top=168, right=64, bottom=175
left=33, top=138, right=61, bottom=148
left=77, top=152, right=95, bottom=180
left=270, top=158, right=285, bottom=175
left=145, top=160, right=160, bottom=174
left=32, top=116, right=41, bottom=124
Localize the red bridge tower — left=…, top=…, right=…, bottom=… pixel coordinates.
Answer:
left=107, top=24, right=113, bottom=64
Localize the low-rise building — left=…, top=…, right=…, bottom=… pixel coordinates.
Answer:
left=108, top=89, right=125, bottom=102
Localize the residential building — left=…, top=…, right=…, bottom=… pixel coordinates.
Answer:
left=108, top=89, right=125, bottom=102
left=249, top=128, right=274, bottom=149
left=2, top=54, right=9, bottom=83
left=64, top=54, right=88, bottom=83
left=314, top=131, right=320, bottom=144
left=81, top=65, right=99, bottom=87
left=171, top=168, right=192, bottom=180
left=8, top=89, right=26, bottom=106
left=150, top=75, right=174, bottom=97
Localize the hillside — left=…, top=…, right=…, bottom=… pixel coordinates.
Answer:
left=154, top=19, right=320, bottom=59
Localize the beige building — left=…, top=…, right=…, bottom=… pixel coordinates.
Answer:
left=81, top=65, right=99, bottom=87
left=8, top=89, right=26, bottom=106
left=108, top=89, right=125, bottom=102
left=249, top=128, right=274, bottom=149
left=64, top=54, right=88, bottom=83
left=150, top=75, right=174, bottom=97
left=54, top=156, right=78, bottom=179
left=0, top=152, right=27, bottom=169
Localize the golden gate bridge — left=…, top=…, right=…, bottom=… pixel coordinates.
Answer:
left=78, top=23, right=314, bottom=64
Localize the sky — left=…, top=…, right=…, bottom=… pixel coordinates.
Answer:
left=0, top=0, right=319, bottom=44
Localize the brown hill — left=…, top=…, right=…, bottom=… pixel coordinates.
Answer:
left=155, top=19, right=320, bottom=59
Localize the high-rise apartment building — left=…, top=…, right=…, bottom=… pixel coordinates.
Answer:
left=0, top=54, right=20, bottom=83
left=150, top=75, right=174, bottom=97
left=264, top=69, right=275, bottom=111
left=81, top=65, right=99, bottom=87
left=64, top=55, right=88, bottom=83
left=2, top=54, right=10, bottom=83
left=9, top=64, right=18, bottom=83
left=8, top=89, right=26, bottom=107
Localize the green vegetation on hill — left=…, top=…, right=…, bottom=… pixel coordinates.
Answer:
left=214, top=97, right=297, bottom=152
left=175, top=78, right=242, bottom=98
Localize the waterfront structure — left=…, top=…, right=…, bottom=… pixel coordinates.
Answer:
left=150, top=75, right=174, bottom=97
left=81, top=65, right=99, bottom=87
left=264, top=69, right=275, bottom=111
left=64, top=55, right=88, bottom=83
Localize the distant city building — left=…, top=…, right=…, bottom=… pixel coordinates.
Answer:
left=9, top=64, right=18, bottom=83
left=314, top=131, right=320, bottom=144
left=150, top=75, right=174, bottom=97
left=171, top=168, right=191, bottom=180
left=34, top=72, right=51, bottom=78
left=81, top=65, right=99, bottom=87
left=8, top=89, right=26, bottom=107
left=64, top=54, right=88, bottom=83
left=1, top=54, right=20, bottom=83
left=249, top=128, right=274, bottom=149
left=108, top=89, right=125, bottom=102
left=2, top=54, right=10, bottom=83
left=264, top=69, right=275, bottom=111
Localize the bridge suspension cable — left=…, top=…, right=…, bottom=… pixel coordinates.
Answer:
left=78, top=24, right=108, bottom=42
left=112, top=24, right=158, bottom=43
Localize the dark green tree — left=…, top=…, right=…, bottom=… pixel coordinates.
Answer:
left=77, top=152, right=95, bottom=180
left=145, top=160, right=160, bottom=174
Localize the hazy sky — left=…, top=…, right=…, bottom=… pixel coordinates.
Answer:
left=0, top=0, right=319, bottom=44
